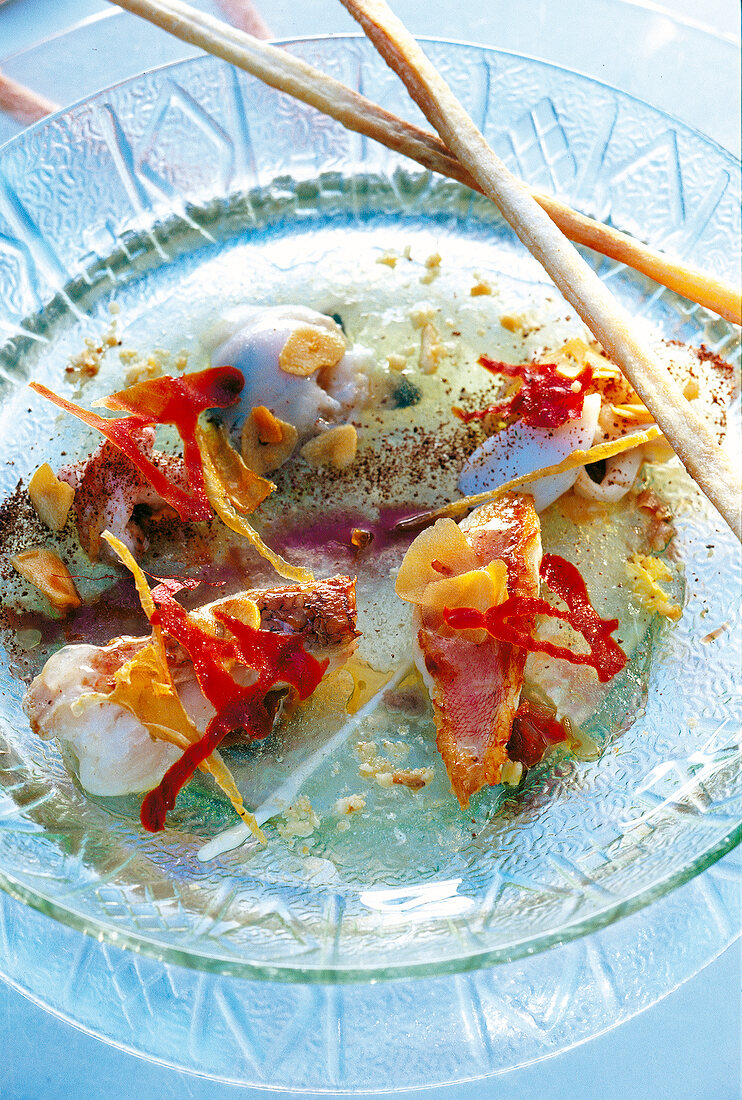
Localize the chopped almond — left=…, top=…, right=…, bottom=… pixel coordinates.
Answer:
left=11, top=548, right=81, bottom=615
left=334, top=793, right=366, bottom=814
left=395, top=518, right=480, bottom=605
left=251, top=405, right=284, bottom=444
left=278, top=326, right=346, bottom=377
left=392, top=766, right=434, bottom=790
left=28, top=463, right=75, bottom=531
left=418, top=322, right=445, bottom=374
left=301, top=424, right=357, bottom=470
left=241, top=407, right=299, bottom=475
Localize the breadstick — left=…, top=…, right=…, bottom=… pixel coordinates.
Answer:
left=339, top=0, right=741, bottom=539
left=109, top=0, right=741, bottom=324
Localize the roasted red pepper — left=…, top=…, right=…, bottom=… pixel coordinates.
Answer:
left=140, top=583, right=328, bottom=831
left=454, top=356, right=593, bottom=428
left=507, top=700, right=570, bottom=768
left=444, top=553, right=626, bottom=683
left=30, top=367, right=243, bottom=522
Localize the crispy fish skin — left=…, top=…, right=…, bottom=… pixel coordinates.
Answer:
left=415, top=494, right=541, bottom=807
left=195, top=576, right=360, bottom=654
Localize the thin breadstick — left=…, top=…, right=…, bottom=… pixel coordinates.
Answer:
left=339, top=0, right=741, bottom=539
left=0, top=70, right=58, bottom=127
left=216, top=0, right=272, bottom=39
left=107, top=0, right=742, bottom=325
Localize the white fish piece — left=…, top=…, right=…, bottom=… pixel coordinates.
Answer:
left=458, top=392, right=601, bottom=512
left=210, top=305, right=371, bottom=438
left=24, top=643, right=182, bottom=796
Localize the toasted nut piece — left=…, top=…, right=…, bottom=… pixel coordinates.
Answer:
left=278, top=326, right=346, bottom=377
left=392, top=766, right=434, bottom=790
left=300, top=424, right=358, bottom=470
left=241, top=408, right=299, bottom=475
left=252, top=405, right=284, bottom=444
left=395, top=518, right=480, bottom=604
left=418, top=322, right=445, bottom=374
left=11, top=548, right=81, bottom=615
left=28, top=463, right=75, bottom=531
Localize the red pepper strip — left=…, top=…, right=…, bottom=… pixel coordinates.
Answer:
left=150, top=577, right=202, bottom=601
left=213, top=610, right=329, bottom=702
left=30, top=381, right=206, bottom=519
left=30, top=367, right=244, bottom=522
left=454, top=356, right=593, bottom=428
left=140, top=588, right=327, bottom=831
left=100, top=367, right=244, bottom=518
left=444, top=553, right=626, bottom=683
left=507, top=700, right=569, bottom=768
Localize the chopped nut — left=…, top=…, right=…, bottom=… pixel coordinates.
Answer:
left=11, top=548, right=81, bottom=616
left=386, top=353, right=407, bottom=372
left=376, top=251, right=398, bottom=268
left=28, top=463, right=75, bottom=531
left=278, top=326, right=346, bottom=377
left=251, top=405, right=284, bottom=444
left=334, top=794, right=366, bottom=815
left=420, top=252, right=442, bottom=284
left=121, top=348, right=168, bottom=386
left=410, top=306, right=437, bottom=329
left=241, top=407, right=298, bottom=475
left=301, top=424, right=357, bottom=470
left=418, top=322, right=446, bottom=375
left=356, top=739, right=413, bottom=788
left=392, top=767, right=434, bottom=791
left=276, top=796, right=320, bottom=841
left=501, top=760, right=523, bottom=786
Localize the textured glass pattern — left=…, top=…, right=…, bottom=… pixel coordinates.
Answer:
left=0, top=40, right=739, bottom=982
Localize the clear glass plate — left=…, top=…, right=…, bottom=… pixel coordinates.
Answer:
left=0, top=38, right=739, bottom=983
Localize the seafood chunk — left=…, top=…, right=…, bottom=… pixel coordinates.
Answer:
left=410, top=494, right=541, bottom=806
left=24, top=576, right=359, bottom=798
left=58, top=427, right=187, bottom=560
left=210, top=305, right=371, bottom=440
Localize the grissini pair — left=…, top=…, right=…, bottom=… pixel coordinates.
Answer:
left=338, top=0, right=740, bottom=540
left=106, top=0, right=742, bottom=326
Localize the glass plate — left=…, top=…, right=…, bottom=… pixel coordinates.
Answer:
left=0, top=38, right=739, bottom=982
left=0, top=848, right=738, bottom=1090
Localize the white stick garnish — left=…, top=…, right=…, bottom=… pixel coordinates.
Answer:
left=197, top=662, right=412, bottom=861
left=339, top=0, right=741, bottom=539
left=107, top=0, right=742, bottom=324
